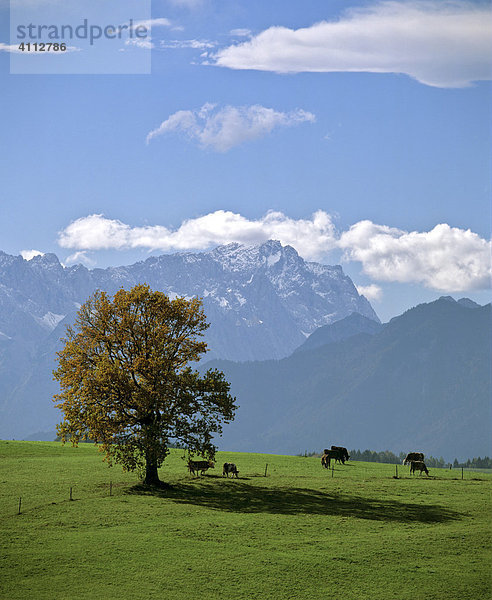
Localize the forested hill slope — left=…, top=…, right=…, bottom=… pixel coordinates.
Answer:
left=294, top=312, right=383, bottom=354
left=207, top=298, right=491, bottom=461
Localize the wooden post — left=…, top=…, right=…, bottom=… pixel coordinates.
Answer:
left=395, top=465, right=398, bottom=478
left=18, top=497, right=21, bottom=515
left=264, top=463, right=268, bottom=477
left=70, top=487, right=73, bottom=501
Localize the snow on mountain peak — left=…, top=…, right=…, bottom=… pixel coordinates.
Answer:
left=266, top=251, right=281, bottom=267
left=209, top=239, right=297, bottom=273
left=0, top=244, right=379, bottom=363
left=35, top=312, right=66, bottom=331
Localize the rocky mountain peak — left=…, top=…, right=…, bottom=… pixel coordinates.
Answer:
left=457, top=297, right=481, bottom=309
left=208, top=239, right=290, bottom=273
left=0, top=241, right=379, bottom=361
left=28, top=253, right=64, bottom=277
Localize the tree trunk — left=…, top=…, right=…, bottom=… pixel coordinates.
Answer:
left=143, top=457, right=161, bottom=486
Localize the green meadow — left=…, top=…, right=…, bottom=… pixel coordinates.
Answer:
left=1, top=441, right=490, bottom=600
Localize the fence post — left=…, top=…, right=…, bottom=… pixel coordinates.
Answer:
left=264, top=464, right=268, bottom=477
left=70, top=487, right=73, bottom=501
left=395, top=465, right=398, bottom=478
left=18, top=497, right=21, bottom=515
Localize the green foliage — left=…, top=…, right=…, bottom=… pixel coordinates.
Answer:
left=453, top=456, right=492, bottom=469
left=1, top=441, right=491, bottom=600
left=299, top=449, right=483, bottom=469
left=53, top=285, right=236, bottom=485
left=349, top=449, right=448, bottom=468
left=350, top=449, right=402, bottom=464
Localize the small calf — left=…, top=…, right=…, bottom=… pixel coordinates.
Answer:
left=222, top=462, right=239, bottom=478
left=410, top=460, right=430, bottom=476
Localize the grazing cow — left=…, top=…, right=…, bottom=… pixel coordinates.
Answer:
left=222, top=462, right=239, bottom=478
left=410, top=461, right=429, bottom=476
left=325, top=447, right=346, bottom=465
left=321, top=449, right=343, bottom=468
left=331, top=446, right=350, bottom=463
left=403, top=452, right=424, bottom=465
left=188, top=459, right=214, bottom=476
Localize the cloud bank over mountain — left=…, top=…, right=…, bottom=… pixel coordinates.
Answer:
left=59, top=211, right=337, bottom=260
left=339, top=221, right=491, bottom=292
left=58, top=210, right=491, bottom=292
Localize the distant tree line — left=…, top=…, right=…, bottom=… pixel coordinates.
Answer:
left=298, top=449, right=492, bottom=469
left=348, top=449, right=404, bottom=465
left=349, top=449, right=447, bottom=468
left=453, top=456, right=492, bottom=469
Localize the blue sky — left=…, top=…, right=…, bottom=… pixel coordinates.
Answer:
left=1, top=0, right=491, bottom=321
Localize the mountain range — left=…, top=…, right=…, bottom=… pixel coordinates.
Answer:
left=1, top=243, right=489, bottom=461
left=207, top=297, right=491, bottom=461
left=0, top=242, right=377, bottom=439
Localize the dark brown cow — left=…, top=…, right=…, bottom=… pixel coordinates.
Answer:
left=403, top=452, right=424, bottom=466
left=188, top=459, right=214, bottom=476
left=410, top=461, right=429, bottom=476
left=331, top=446, right=350, bottom=463
left=222, top=463, right=239, bottom=478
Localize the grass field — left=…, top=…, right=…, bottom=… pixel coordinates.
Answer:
left=1, top=441, right=491, bottom=600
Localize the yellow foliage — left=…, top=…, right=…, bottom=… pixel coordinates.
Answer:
left=53, top=284, right=236, bottom=485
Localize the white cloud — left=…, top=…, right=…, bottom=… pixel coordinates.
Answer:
left=0, top=42, right=79, bottom=53
left=120, top=18, right=172, bottom=50
left=132, top=18, right=172, bottom=29
left=339, top=221, right=491, bottom=292
left=58, top=211, right=337, bottom=260
left=356, top=284, right=383, bottom=301
left=64, top=251, right=95, bottom=267
left=21, top=249, right=44, bottom=261
left=146, top=103, right=316, bottom=151
left=0, top=43, right=24, bottom=54
left=160, top=39, right=216, bottom=49
left=125, top=38, right=154, bottom=50
left=212, top=1, right=492, bottom=88
left=229, top=29, right=252, bottom=38
left=58, top=212, right=491, bottom=293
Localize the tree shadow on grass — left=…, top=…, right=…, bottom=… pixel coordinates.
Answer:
left=127, top=481, right=463, bottom=523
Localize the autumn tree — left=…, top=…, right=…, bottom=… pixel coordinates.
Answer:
left=53, top=284, right=236, bottom=486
